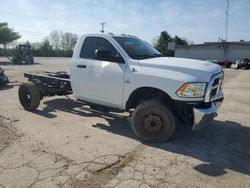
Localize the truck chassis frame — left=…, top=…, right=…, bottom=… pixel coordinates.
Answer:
left=24, top=72, right=72, bottom=97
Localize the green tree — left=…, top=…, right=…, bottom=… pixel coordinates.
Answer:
left=172, top=35, right=188, bottom=45
left=40, top=38, right=53, bottom=56
left=154, top=31, right=172, bottom=56
left=0, top=23, right=7, bottom=27
left=154, top=31, right=189, bottom=56
left=0, top=22, right=21, bottom=52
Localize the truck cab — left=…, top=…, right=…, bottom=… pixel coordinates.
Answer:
left=70, top=34, right=224, bottom=128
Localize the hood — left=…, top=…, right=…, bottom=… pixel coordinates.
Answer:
left=138, top=57, right=222, bottom=82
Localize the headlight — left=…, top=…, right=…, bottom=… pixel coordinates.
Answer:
left=176, top=83, right=207, bottom=98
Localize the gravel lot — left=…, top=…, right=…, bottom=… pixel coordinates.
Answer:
left=0, top=57, right=249, bottom=188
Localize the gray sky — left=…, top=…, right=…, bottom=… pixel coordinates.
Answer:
left=1, top=0, right=250, bottom=44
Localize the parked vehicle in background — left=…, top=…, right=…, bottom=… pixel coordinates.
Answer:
left=236, top=58, right=250, bottom=70
left=0, top=44, right=34, bottom=65
left=217, top=60, right=232, bottom=68
left=0, top=67, right=9, bottom=86
left=12, top=44, right=34, bottom=64
left=206, top=60, right=232, bottom=68
left=18, top=34, right=224, bottom=142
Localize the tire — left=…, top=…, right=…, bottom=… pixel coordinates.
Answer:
left=18, top=82, right=41, bottom=111
left=24, top=58, right=31, bottom=64
left=12, top=58, right=18, bottom=64
left=131, top=100, right=176, bottom=142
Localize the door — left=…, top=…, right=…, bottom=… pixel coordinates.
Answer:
left=72, top=36, right=126, bottom=108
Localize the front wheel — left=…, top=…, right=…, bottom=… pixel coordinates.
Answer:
left=131, top=100, right=176, bottom=142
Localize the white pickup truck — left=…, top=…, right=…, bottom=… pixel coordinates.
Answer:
left=18, top=34, right=224, bottom=142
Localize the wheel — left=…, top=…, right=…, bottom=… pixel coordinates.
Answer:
left=131, top=100, right=176, bottom=142
left=12, top=58, right=19, bottom=64
left=18, top=82, right=41, bottom=111
left=24, top=57, right=32, bottom=64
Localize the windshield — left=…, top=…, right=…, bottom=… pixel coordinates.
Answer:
left=113, top=36, right=162, bottom=60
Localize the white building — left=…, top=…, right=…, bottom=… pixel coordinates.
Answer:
left=175, top=41, right=250, bottom=62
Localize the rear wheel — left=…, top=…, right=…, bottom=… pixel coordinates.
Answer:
left=131, top=100, right=176, bottom=142
left=18, top=82, right=41, bottom=111
left=24, top=56, right=33, bottom=64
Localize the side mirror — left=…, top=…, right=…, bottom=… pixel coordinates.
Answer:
left=95, top=49, right=125, bottom=63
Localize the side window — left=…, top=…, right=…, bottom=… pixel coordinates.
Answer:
left=80, top=37, right=96, bottom=59
left=80, top=37, right=122, bottom=61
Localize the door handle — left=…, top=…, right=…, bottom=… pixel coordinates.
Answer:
left=77, top=64, right=87, bottom=68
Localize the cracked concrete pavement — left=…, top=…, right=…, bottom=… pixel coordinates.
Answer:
left=0, top=57, right=250, bottom=187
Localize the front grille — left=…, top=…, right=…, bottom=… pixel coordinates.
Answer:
left=210, top=75, right=223, bottom=98
left=213, top=78, right=220, bottom=86
left=211, top=88, right=217, bottom=96
left=204, top=72, right=224, bottom=103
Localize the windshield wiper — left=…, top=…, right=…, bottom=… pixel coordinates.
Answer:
left=133, top=54, right=153, bottom=59
left=153, top=53, right=163, bottom=57
left=133, top=54, right=162, bottom=59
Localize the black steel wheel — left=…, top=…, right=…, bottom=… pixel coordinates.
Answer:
left=131, top=100, right=176, bottom=142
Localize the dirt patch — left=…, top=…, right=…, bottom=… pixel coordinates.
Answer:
left=0, top=116, right=20, bottom=152
left=67, top=145, right=145, bottom=188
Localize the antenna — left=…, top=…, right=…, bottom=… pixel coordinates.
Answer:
left=100, top=22, right=106, bottom=33
left=225, top=0, right=229, bottom=41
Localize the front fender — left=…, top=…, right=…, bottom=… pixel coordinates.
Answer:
left=123, top=66, right=204, bottom=108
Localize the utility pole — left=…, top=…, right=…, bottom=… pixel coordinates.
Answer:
left=100, top=22, right=106, bottom=34
left=224, top=0, right=229, bottom=61
left=225, top=0, right=229, bottom=41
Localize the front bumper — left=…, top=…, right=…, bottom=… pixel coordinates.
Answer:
left=192, top=70, right=224, bottom=130
left=193, top=98, right=223, bottom=130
